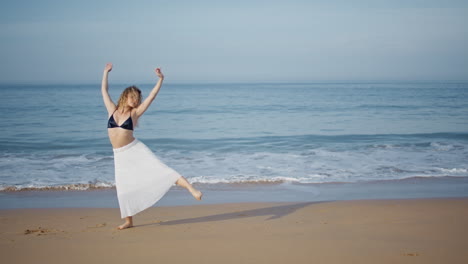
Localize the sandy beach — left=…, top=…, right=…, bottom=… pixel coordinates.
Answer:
left=1, top=197, right=467, bottom=264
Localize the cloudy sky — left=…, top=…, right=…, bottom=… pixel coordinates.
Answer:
left=1, top=0, right=467, bottom=84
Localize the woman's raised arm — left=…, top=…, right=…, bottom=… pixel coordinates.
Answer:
left=135, top=68, right=165, bottom=118
left=101, top=63, right=116, bottom=114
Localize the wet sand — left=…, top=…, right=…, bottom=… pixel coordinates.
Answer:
left=2, top=176, right=468, bottom=210
left=1, top=197, right=467, bottom=263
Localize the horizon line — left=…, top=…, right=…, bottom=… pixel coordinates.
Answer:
left=1, top=79, right=468, bottom=86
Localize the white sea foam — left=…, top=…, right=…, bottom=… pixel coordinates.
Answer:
left=1, top=83, right=468, bottom=192
left=162, top=138, right=468, bottom=185
left=437, top=168, right=468, bottom=174
left=1, top=137, right=467, bottom=192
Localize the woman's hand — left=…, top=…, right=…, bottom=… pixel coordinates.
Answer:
left=104, top=63, right=113, bottom=73
left=155, top=67, right=164, bottom=79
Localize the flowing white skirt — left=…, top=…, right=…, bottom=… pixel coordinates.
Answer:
left=113, top=138, right=181, bottom=218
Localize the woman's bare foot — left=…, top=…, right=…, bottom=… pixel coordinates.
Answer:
left=191, top=189, right=203, bottom=200
left=175, top=176, right=203, bottom=201
left=117, top=222, right=133, bottom=230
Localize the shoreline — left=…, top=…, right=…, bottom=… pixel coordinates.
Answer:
left=1, top=198, right=467, bottom=263
left=1, top=176, right=467, bottom=209
left=1, top=175, right=467, bottom=192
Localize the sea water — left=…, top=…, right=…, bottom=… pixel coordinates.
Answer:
left=0, top=82, right=467, bottom=193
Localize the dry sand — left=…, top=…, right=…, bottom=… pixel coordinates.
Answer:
left=1, top=197, right=467, bottom=264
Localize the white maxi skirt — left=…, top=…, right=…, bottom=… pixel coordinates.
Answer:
left=113, top=138, right=181, bottom=219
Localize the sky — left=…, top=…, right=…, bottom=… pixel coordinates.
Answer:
left=1, top=0, right=467, bottom=84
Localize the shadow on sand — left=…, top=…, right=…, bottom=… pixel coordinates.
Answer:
left=137, top=201, right=333, bottom=228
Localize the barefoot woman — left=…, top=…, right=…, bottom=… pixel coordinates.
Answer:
left=101, top=63, right=203, bottom=230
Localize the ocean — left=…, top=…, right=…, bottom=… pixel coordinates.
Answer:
left=0, top=82, right=467, bottom=197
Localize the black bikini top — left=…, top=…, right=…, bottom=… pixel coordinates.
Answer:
left=107, top=109, right=133, bottom=131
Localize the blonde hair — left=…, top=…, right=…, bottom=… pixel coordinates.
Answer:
left=116, top=85, right=142, bottom=127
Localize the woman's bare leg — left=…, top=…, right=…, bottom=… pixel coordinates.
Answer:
left=176, top=176, right=203, bottom=200
left=116, top=176, right=200, bottom=230
left=117, top=216, right=133, bottom=230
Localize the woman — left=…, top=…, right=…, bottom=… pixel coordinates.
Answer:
left=101, top=63, right=203, bottom=230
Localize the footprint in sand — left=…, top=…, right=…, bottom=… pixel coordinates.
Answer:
left=403, top=252, right=420, bottom=256
left=24, top=227, right=63, bottom=236
left=87, top=223, right=107, bottom=228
